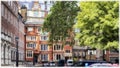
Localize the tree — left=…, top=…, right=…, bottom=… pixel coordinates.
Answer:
left=74, top=1, right=119, bottom=50
left=43, top=1, right=79, bottom=44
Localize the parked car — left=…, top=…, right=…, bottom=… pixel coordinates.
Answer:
left=75, top=60, right=107, bottom=67
left=42, top=61, right=49, bottom=66
left=57, top=60, right=65, bottom=66
left=49, top=61, right=56, bottom=66
left=67, top=59, right=74, bottom=66
left=89, top=63, right=113, bottom=67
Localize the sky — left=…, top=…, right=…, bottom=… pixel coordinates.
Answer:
left=19, top=0, right=53, bottom=11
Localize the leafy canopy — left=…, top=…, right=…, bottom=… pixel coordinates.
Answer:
left=43, top=1, right=79, bottom=43
left=74, top=1, right=119, bottom=50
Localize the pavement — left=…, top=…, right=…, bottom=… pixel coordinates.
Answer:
left=1, top=62, right=44, bottom=67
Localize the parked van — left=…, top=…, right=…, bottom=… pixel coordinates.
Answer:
left=67, top=59, right=74, bottom=66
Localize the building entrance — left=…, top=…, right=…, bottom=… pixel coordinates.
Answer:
left=34, top=55, right=38, bottom=63
left=65, top=57, right=69, bottom=62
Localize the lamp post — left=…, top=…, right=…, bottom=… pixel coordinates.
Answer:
left=15, top=37, right=19, bottom=67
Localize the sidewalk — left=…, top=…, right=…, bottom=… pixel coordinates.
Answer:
left=1, top=62, right=42, bottom=67
left=34, top=63, right=43, bottom=67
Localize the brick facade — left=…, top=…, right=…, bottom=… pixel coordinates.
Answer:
left=20, top=1, right=73, bottom=63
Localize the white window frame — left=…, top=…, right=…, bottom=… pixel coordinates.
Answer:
left=41, top=54, right=48, bottom=61
left=26, top=36, right=36, bottom=41
left=41, top=44, right=48, bottom=51
left=27, top=43, right=36, bottom=48
left=41, top=35, right=48, bottom=41
left=26, top=50, right=33, bottom=58
left=56, top=54, right=61, bottom=61
left=54, top=44, right=62, bottom=51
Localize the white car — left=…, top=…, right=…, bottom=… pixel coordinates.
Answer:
left=49, top=61, right=56, bottom=66
left=43, top=63, right=49, bottom=66
left=67, top=59, right=74, bottom=66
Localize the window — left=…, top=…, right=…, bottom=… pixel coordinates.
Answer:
left=65, top=50, right=70, bottom=53
left=26, top=36, right=36, bottom=41
left=1, top=3, right=4, bottom=16
left=34, top=11, right=39, bottom=16
left=54, top=44, right=62, bottom=50
left=41, top=36, right=48, bottom=41
left=56, top=54, right=61, bottom=60
left=27, top=43, right=36, bottom=48
left=41, top=54, right=48, bottom=61
left=31, top=36, right=36, bottom=41
left=88, top=50, right=96, bottom=55
left=11, top=50, right=13, bottom=60
left=41, top=44, right=48, bottom=51
left=11, top=50, right=16, bottom=60
left=26, top=50, right=33, bottom=58
left=5, top=7, right=7, bottom=19
left=27, top=27, right=33, bottom=32
left=41, top=12, right=45, bottom=17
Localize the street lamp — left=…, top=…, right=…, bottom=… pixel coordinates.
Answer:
left=15, top=37, right=19, bottom=67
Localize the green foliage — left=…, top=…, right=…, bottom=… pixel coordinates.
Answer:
left=75, top=1, right=119, bottom=49
left=43, top=1, right=79, bottom=43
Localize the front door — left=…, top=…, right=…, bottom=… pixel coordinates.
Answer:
left=34, top=55, right=38, bottom=63
left=65, top=57, right=69, bottom=62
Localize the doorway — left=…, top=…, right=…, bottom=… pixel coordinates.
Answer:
left=65, top=57, right=69, bottom=62
left=34, top=55, right=38, bottom=63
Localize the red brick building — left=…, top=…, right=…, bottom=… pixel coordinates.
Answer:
left=19, top=1, right=53, bottom=62
left=19, top=1, right=73, bottom=63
